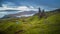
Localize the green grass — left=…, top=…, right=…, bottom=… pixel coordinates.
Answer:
left=0, top=12, right=60, bottom=34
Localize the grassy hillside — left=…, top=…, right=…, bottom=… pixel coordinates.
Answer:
left=0, top=11, right=60, bottom=34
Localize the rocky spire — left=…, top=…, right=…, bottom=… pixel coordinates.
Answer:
left=39, top=7, right=41, bottom=13
left=38, top=7, right=42, bottom=18
left=38, top=8, right=46, bottom=19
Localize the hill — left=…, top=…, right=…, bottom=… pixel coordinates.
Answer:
left=0, top=9, right=60, bottom=34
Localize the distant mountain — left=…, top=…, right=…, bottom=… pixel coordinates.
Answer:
left=12, top=11, right=37, bottom=16
left=1, top=11, right=37, bottom=19
left=0, top=10, right=20, bottom=12
left=1, top=15, right=13, bottom=19
left=50, top=8, right=60, bottom=12
left=54, top=9, right=60, bottom=11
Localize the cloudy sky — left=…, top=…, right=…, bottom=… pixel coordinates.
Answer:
left=0, top=0, right=60, bottom=18
left=0, top=0, right=60, bottom=10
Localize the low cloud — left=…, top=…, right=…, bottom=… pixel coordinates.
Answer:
left=0, top=4, right=38, bottom=11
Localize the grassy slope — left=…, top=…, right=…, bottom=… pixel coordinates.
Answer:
left=0, top=12, right=60, bottom=34
left=23, top=13, right=60, bottom=34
